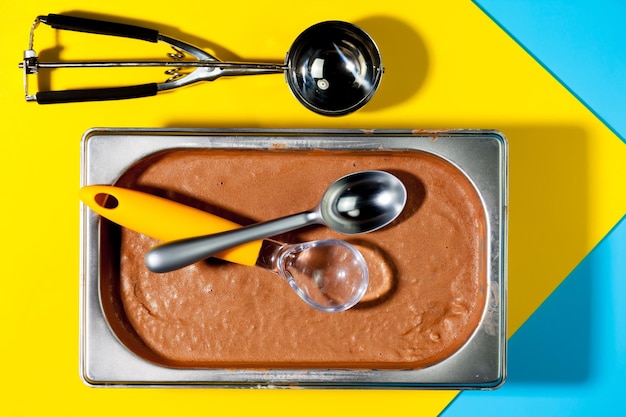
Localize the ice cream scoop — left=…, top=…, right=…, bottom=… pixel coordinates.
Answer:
left=146, top=170, right=406, bottom=273
left=21, top=15, right=382, bottom=115
left=79, top=185, right=369, bottom=312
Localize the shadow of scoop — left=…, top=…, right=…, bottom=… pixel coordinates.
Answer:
left=356, top=16, right=429, bottom=112
left=350, top=241, right=398, bottom=306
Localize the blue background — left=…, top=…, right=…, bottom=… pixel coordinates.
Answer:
left=444, top=1, right=626, bottom=415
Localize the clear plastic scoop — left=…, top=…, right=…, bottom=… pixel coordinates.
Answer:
left=79, top=185, right=369, bottom=312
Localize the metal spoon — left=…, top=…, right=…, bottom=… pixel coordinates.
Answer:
left=145, top=170, right=407, bottom=273
left=20, top=15, right=383, bottom=116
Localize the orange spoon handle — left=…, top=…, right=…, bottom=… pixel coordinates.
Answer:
left=79, top=185, right=262, bottom=266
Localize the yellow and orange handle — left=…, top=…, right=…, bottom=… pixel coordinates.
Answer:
left=79, top=185, right=263, bottom=266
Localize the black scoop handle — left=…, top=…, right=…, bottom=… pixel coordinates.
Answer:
left=42, top=13, right=159, bottom=43
left=35, top=83, right=158, bottom=104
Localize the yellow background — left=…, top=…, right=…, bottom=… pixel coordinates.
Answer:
left=1, top=1, right=624, bottom=416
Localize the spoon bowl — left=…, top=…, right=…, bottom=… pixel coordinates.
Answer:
left=320, top=169, right=407, bottom=234
left=145, top=170, right=406, bottom=273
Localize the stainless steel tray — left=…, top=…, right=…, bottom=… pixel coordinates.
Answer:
left=80, top=128, right=507, bottom=388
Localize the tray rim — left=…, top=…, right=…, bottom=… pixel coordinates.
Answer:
left=79, top=127, right=508, bottom=389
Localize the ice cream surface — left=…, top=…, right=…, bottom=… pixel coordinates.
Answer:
left=108, top=148, right=487, bottom=369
